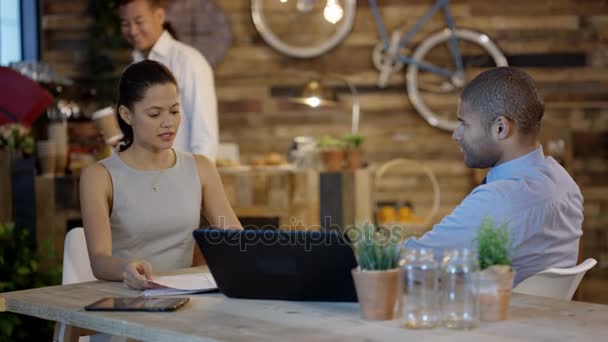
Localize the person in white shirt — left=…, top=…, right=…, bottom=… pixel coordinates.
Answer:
left=117, top=0, right=218, bottom=160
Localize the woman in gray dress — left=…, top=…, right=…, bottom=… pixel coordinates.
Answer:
left=80, top=60, right=242, bottom=290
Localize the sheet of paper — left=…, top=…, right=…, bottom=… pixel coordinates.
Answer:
left=142, top=272, right=217, bottom=297
left=149, top=273, right=217, bottom=290
left=142, top=288, right=209, bottom=297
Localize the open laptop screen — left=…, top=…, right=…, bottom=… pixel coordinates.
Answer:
left=193, top=228, right=358, bottom=302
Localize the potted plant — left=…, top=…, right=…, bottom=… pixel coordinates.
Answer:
left=476, top=216, right=514, bottom=321
left=316, top=135, right=346, bottom=172
left=348, top=223, right=401, bottom=320
left=0, top=221, right=61, bottom=340
left=0, top=123, right=34, bottom=160
left=1, top=124, right=37, bottom=230
left=341, top=133, right=364, bottom=170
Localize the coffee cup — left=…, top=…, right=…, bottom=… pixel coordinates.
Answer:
left=37, top=140, right=56, bottom=176
left=92, top=107, right=123, bottom=146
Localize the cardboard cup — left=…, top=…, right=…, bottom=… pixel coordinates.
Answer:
left=48, top=121, right=68, bottom=149
left=92, top=107, right=123, bottom=145
left=37, top=140, right=56, bottom=176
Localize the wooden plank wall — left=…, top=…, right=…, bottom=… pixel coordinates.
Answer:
left=41, top=0, right=608, bottom=278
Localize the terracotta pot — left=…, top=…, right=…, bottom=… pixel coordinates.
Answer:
left=352, top=268, right=400, bottom=320
left=322, top=150, right=344, bottom=172
left=346, top=148, right=363, bottom=170
left=478, top=265, right=515, bottom=321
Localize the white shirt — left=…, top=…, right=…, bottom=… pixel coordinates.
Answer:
left=133, top=31, right=218, bottom=160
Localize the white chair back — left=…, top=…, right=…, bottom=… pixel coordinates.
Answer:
left=58, top=227, right=98, bottom=342
left=62, top=227, right=96, bottom=285
left=513, top=258, right=597, bottom=300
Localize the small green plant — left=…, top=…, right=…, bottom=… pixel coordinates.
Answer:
left=316, top=135, right=347, bottom=151
left=341, top=133, right=364, bottom=149
left=0, top=222, right=61, bottom=340
left=349, top=223, right=400, bottom=271
left=0, top=123, right=34, bottom=156
left=476, top=217, right=511, bottom=270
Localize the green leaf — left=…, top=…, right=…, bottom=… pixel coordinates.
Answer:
left=341, top=133, right=365, bottom=148
left=316, top=135, right=347, bottom=150
left=350, top=223, right=400, bottom=271
left=16, top=267, right=30, bottom=276
left=0, top=222, right=62, bottom=337
left=476, top=216, right=512, bottom=270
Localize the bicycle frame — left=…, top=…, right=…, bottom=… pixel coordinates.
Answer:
left=369, top=0, right=464, bottom=79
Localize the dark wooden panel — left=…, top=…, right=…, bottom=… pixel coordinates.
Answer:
left=320, top=172, right=343, bottom=230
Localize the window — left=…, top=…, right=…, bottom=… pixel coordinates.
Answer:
left=0, top=0, right=39, bottom=66
left=0, top=0, right=22, bottom=65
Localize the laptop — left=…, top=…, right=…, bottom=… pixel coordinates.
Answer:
left=193, top=228, right=358, bottom=302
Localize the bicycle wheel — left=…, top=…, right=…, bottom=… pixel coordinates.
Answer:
left=251, top=0, right=356, bottom=58
left=406, top=29, right=508, bottom=131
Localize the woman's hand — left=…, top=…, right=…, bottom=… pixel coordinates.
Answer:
left=122, top=260, right=154, bottom=290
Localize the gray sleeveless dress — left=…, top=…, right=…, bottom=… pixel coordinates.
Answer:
left=99, top=150, right=201, bottom=272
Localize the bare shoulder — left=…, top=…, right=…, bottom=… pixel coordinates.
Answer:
left=80, top=162, right=112, bottom=193
left=193, top=154, right=215, bottom=173
left=193, top=154, right=222, bottom=187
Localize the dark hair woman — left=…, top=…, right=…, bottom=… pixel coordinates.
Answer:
left=115, top=59, right=177, bottom=151
left=80, top=60, right=242, bottom=290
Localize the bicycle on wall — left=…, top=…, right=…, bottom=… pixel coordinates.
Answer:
left=369, top=0, right=508, bottom=131
left=251, top=0, right=508, bottom=131
left=251, top=0, right=357, bottom=58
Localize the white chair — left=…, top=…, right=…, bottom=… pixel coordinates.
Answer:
left=57, top=228, right=130, bottom=342
left=62, top=227, right=96, bottom=285
left=56, top=227, right=96, bottom=342
left=513, top=258, right=597, bottom=300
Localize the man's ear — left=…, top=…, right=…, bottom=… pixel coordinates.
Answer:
left=492, top=116, right=511, bottom=140
left=155, top=6, right=166, bottom=26
left=118, top=105, right=132, bottom=126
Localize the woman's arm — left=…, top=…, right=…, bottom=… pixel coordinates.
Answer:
left=194, top=155, right=243, bottom=230
left=192, top=244, right=205, bottom=266
left=79, top=163, right=154, bottom=289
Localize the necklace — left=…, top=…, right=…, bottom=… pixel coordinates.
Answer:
left=124, top=150, right=175, bottom=192
left=150, top=170, right=164, bottom=192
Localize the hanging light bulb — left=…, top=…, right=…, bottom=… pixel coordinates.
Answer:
left=280, top=0, right=288, bottom=4
left=323, top=0, right=343, bottom=24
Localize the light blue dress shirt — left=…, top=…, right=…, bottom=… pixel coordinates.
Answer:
left=404, top=146, right=584, bottom=285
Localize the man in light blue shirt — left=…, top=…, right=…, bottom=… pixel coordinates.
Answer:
left=404, top=67, right=583, bottom=285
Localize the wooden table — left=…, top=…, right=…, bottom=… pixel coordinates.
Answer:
left=1, top=267, right=607, bottom=342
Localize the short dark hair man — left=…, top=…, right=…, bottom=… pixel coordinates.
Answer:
left=404, top=67, right=583, bottom=286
